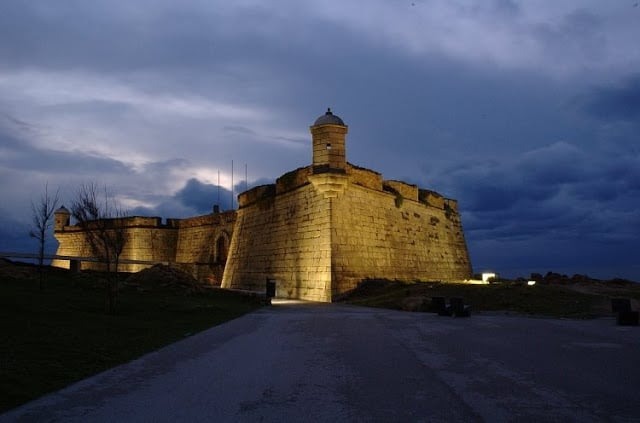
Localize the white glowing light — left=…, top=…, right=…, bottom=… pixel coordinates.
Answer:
left=482, top=272, right=497, bottom=283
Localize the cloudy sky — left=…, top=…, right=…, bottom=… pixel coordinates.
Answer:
left=1, top=0, right=639, bottom=280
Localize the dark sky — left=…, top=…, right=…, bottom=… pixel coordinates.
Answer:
left=1, top=1, right=639, bottom=280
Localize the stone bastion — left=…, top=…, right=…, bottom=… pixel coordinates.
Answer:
left=54, top=109, right=472, bottom=302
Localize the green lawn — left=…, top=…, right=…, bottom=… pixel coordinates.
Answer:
left=0, top=265, right=262, bottom=413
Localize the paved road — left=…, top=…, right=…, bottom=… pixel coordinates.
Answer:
left=3, top=301, right=639, bottom=422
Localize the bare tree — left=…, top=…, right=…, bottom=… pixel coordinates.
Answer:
left=71, top=183, right=128, bottom=314
left=29, top=183, right=60, bottom=290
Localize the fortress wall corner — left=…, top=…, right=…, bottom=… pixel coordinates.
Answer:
left=52, top=229, right=93, bottom=269
left=222, top=184, right=332, bottom=302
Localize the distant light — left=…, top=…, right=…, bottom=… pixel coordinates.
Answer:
left=527, top=281, right=536, bottom=286
left=467, top=279, right=489, bottom=285
left=482, top=272, right=497, bottom=283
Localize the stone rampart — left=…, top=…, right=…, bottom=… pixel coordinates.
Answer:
left=223, top=169, right=472, bottom=302
left=239, top=184, right=276, bottom=208
left=383, top=180, right=419, bottom=202
left=175, top=211, right=235, bottom=283
left=53, top=212, right=234, bottom=282
left=53, top=110, right=472, bottom=300
left=276, top=166, right=313, bottom=194
left=347, top=164, right=383, bottom=190
left=51, top=230, right=95, bottom=269
left=419, top=189, right=445, bottom=209
left=222, top=183, right=332, bottom=302
left=118, top=227, right=178, bottom=272
left=331, top=182, right=471, bottom=298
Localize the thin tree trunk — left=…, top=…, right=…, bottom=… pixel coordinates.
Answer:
left=38, top=242, right=44, bottom=290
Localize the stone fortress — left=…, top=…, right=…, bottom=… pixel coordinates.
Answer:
left=53, top=109, right=472, bottom=302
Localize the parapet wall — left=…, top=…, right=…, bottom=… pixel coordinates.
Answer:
left=347, top=164, right=383, bottom=190
left=275, top=166, right=313, bottom=194
left=53, top=212, right=235, bottom=282
left=52, top=223, right=179, bottom=273
left=239, top=184, right=276, bottom=208
left=384, top=180, right=419, bottom=202
left=419, top=189, right=445, bottom=209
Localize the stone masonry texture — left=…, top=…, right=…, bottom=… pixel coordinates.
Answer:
left=54, top=111, right=472, bottom=301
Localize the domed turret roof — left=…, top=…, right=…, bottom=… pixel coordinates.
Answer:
left=313, top=108, right=345, bottom=126
left=56, top=205, right=70, bottom=214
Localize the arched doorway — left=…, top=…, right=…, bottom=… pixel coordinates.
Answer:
left=215, top=235, right=229, bottom=264
left=207, top=232, right=230, bottom=286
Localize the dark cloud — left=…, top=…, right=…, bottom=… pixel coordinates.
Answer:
left=129, top=176, right=276, bottom=218
left=471, top=236, right=640, bottom=280
left=0, top=208, right=57, bottom=255
left=579, top=75, right=640, bottom=122
left=423, top=141, right=640, bottom=279
left=174, top=178, right=229, bottom=214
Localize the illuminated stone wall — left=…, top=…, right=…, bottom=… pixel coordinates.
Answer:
left=221, top=180, right=333, bottom=302
left=174, top=212, right=235, bottom=283
left=221, top=164, right=472, bottom=301
left=52, top=228, right=94, bottom=269
left=117, top=225, right=178, bottom=272
left=331, top=179, right=471, bottom=298
left=53, top=212, right=234, bottom=282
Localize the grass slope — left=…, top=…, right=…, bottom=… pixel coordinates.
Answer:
left=0, top=264, right=262, bottom=413
left=341, top=279, right=640, bottom=318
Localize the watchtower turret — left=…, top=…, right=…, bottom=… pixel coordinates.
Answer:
left=310, top=108, right=348, bottom=173
left=54, top=206, right=71, bottom=231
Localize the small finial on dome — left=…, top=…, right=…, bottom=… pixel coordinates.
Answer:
left=313, top=107, right=345, bottom=126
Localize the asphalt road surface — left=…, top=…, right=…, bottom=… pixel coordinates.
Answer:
left=3, top=300, right=639, bottom=422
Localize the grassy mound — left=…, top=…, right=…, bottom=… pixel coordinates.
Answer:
left=125, top=263, right=205, bottom=293
left=341, top=278, right=640, bottom=318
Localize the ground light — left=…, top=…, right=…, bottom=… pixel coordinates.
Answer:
left=481, top=272, right=497, bottom=283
